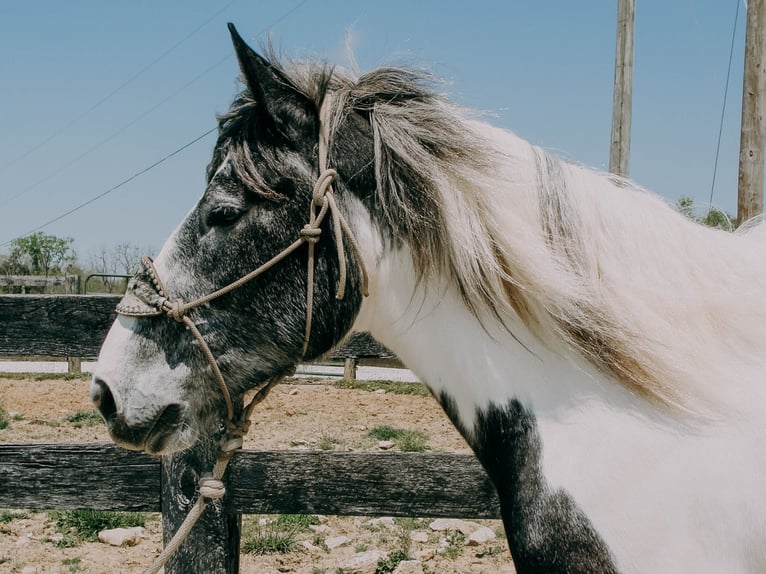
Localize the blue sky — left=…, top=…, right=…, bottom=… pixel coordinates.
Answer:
left=0, top=1, right=748, bottom=258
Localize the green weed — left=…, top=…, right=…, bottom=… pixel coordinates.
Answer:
left=241, top=516, right=299, bottom=555
left=317, top=435, right=341, bottom=451
left=0, top=510, right=29, bottom=523
left=65, top=410, right=103, bottom=428
left=333, top=380, right=430, bottom=397
left=442, top=531, right=465, bottom=560
left=368, top=426, right=429, bottom=452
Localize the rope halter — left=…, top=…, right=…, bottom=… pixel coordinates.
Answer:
left=114, top=93, right=369, bottom=574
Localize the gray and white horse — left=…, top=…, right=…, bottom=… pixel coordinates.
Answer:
left=92, top=24, right=766, bottom=573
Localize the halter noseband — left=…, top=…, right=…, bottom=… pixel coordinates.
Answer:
left=115, top=95, right=369, bottom=432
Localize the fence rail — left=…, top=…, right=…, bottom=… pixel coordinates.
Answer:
left=0, top=443, right=500, bottom=518
left=1, top=274, right=80, bottom=294
left=0, top=294, right=496, bottom=573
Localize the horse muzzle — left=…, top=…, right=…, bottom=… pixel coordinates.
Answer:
left=91, top=376, right=189, bottom=454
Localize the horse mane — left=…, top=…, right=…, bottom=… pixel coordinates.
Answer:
left=221, top=52, right=766, bottom=413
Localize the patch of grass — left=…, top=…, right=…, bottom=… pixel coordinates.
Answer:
left=0, top=510, right=29, bottom=523
left=333, top=380, right=430, bottom=397
left=375, top=526, right=412, bottom=574
left=475, top=544, right=506, bottom=558
left=62, top=556, right=82, bottom=572
left=375, top=528, right=412, bottom=573
left=393, top=517, right=420, bottom=531
left=0, top=402, right=9, bottom=430
left=442, top=531, right=465, bottom=560
left=317, top=435, right=341, bottom=451
left=275, top=514, right=319, bottom=530
left=368, top=425, right=429, bottom=452
left=242, top=516, right=299, bottom=555
left=51, top=510, right=146, bottom=543
left=64, top=410, right=103, bottom=428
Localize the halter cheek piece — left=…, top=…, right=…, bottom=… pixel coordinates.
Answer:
left=115, top=96, right=369, bottom=434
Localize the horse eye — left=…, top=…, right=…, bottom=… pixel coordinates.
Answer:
left=206, top=205, right=243, bottom=227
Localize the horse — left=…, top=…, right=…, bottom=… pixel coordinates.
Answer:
left=91, top=23, right=766, bottom=573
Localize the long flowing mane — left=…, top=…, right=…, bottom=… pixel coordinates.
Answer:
left=218, top=53, right=766, bottom=413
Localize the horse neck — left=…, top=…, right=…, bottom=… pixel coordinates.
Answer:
left=352, top=244, right=640, bottom=434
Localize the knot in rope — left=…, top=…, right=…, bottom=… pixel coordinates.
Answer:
left=165, top=298, right=187, bottom=323
left=300, top=225, right=322, bottom=244
left=199, top=476, right=226, bottom=500
left=312, top=168, right=337, bottom=204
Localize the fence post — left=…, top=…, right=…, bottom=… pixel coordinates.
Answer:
left=67, top=357, right=82, bottom=376
left=343, top=357, right=357, bottom=381
left=161, top=435, right=241, bottom=574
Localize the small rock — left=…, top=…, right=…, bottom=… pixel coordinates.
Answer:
left=428, top=518, right=481, bottom=535
left=392, top=560, right=424, bottom=574
left=340, top=550, right=389, bottom=573
left=290, top=438, right=308, bottom=446
left=377, top=440, right=395, bottom=450
left=409, top=531, right=429, bottom=543
left=366, top=516, right=395, bottom=529
left=325, top=535, right=350, bottom=549
left=288, top=388, right=299, bottom=395
left=374, top=389, right=386, bottom=394
left=309, top=524, right=331, bottom=534
left=301, top=540, right=320, bottom=552
left=352, top=424, right=368, bottom=431
left=466, top=526, right=496, bottom=546
left=258, top=517, right=274, bottom=526
left=16, top=535, right=32, bottom=547
left=98, top=526, right=146, bottom=547
left=414, top=549, right=435, bottom=561
left=315, top=514, right=329, bottom=523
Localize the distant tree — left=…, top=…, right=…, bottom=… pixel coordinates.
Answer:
left=2, top=232, right=76, bottom=277
left=676, top=196, right=736, bottom=231
left=87, top=242, right=150, bottom=293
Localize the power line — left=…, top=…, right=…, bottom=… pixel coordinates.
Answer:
left=0, top=0, right=313, bottom=245
left=709, top=0, right=741, bottom=211
left=0, top=0, right=237, bottom=178
left=0, top=128, right=217, bottom=249
left=0, top=0, right=312, bottom=210
left=0, top=52, right=232, bottom=209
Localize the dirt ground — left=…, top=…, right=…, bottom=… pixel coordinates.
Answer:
left=0, top=376, right=516, bottom=574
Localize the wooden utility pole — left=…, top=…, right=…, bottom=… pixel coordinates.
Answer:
left=738, top=0, right=766, bottom=223
left=609, top=0, right=635, bottom=177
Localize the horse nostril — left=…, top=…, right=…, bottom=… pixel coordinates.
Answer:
left=155, top=403, right=184, bottom=431
left=91, top=377, right=117, bottom=422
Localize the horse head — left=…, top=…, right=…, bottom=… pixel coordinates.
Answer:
left=91, top=24, right=371, bottom=454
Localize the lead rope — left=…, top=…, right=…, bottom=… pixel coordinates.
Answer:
left=137, top=95, right=369, bottom=574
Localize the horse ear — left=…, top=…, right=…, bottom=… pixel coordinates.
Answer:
left=227, top=23, right=313, bottom=140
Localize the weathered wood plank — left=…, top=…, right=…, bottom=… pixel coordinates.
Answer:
left=0, top=444, right=500, bottom=519
left=0, top=295, right=118, bottom=356
left=226, top=451, right=502, bottom=519
left=0, top=443, right=160, bottom=511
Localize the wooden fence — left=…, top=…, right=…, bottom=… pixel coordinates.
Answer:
left=0, top=274, right=80, bottom=294
left=0, top=295, right=500, bottom=573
